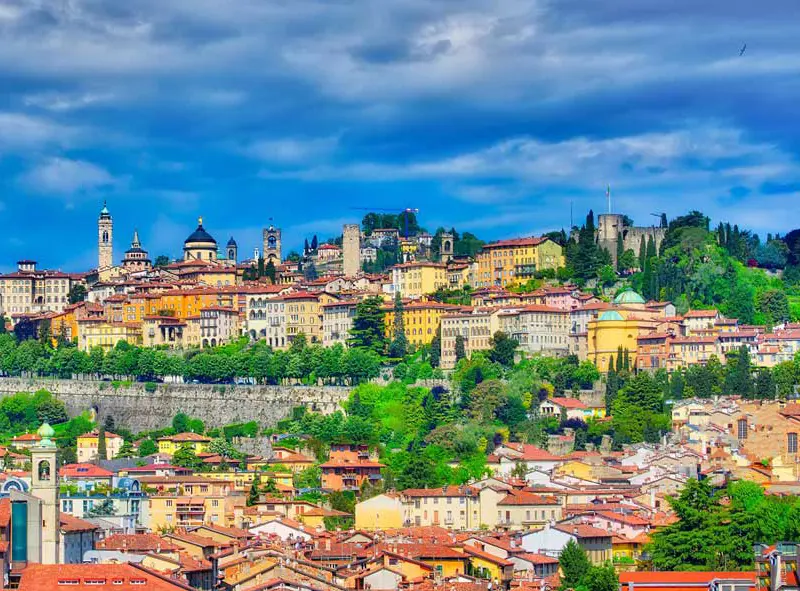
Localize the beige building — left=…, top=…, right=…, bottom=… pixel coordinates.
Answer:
left=283, top=291, right=336, bottom=345
left=77, top=318, right=142, bottom=352
left=440, top=308, right=502, bottom=369
left=498, top=305, right=570, bottom=357
left=195, top=306, right=239, bottom=348
left=322, top=300, right=358, bottom=346
left=142, top=316, right=187, bottom=348
left=0, top=260, right=78, bottom=318
left=400, top=486, right=480, bottom=530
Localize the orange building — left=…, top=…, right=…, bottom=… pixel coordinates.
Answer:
left=320, top=444, right=384, bottom=492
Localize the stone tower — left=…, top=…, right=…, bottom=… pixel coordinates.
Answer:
left=226, top=237, right=238, bottom=263
left=262, top=224, right=282, bottom=264
left=440, top=232, right=454, bottom=263
left=98, top=201, right=113, bottom=270
left=30, top=422, right=60, bottom=565
left=342, top=224, right=361, bottom=277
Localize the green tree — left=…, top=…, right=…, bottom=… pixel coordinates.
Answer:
left=115, top=441, right=135, bottom=458
left=348, top=296, right=386, bottom=354
left=154, top=255, right=170, bottom=267
left=172, top=444, right=201, bottom=470
left=488, top=331, right=518, bottom=367
left=397, top=452, right=436, bottom=490
left=388, top=293, right=408, bottom=358
left=559, top=539, right=590, bottom=590
left=758, top=289, right=790, bottom=325
left=265, top=260, right=276, bottom=283
left=247, top=473, right=261, bottom=506
left=172, top=412, right=190, bottom=433
left=455, top=335, right=466, bottom=362
left=97, top=428, right=107, bottom=460
left=585, top=565, right=618, bottom=591
left=67, top=284, right=87, bottom=304
left=429, top=326, right=442, bottom=368
left=724, top=345, right=753, bottom=398
left=138, top=439, right=157, bottom=457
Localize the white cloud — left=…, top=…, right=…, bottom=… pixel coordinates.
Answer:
left=23, top=92, right=115, bottom=112
left=0, top=113, right=78, bottom=151
left=20, top=158, right=116, bottom=195
left=245, top=136, right=339, bottom=164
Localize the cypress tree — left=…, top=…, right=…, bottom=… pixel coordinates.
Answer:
left=616, top=232, right=624, bottom=270
left=97, top=428, right=107, bottom=461
left=638, top=238, right=647, bottom=270
left=455, top=335, right=466, bottom=361
left=616, top=346, right=624, bottom=373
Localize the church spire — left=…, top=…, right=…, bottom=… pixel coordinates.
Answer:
left=131, top=229, right=141, bottom=248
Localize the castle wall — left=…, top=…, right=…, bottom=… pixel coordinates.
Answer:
left=0, top=379, right=350, bottom=433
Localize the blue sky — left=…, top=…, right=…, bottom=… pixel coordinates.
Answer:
left=0, top=0, right=799, bottom=271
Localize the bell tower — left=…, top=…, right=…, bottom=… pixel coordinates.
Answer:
left=30, top=422, right=60, bottom=564
left=262, top=223, right=282, bottom=264
left=98, top=201, right=113, bottom=269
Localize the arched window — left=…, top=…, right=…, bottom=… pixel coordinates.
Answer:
left=38, top=460, right=51, bottom=481
left=102, top=231, right=109, bottom=244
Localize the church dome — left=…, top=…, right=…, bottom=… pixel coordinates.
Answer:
left=227, top=236, right=237, bottom=247
left=598, top=310, right=625, bottom=322
left=185, top=218, right=217, bottom=246
left=613, top=289, right=645, bottom=305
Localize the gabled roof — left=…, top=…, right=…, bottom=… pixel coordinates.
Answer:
left=59, top=463, right=114, bottom=478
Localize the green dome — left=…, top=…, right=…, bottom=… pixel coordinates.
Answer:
left=598, top=310, right=625, bottom=322
left=613, top=290, right=645, bottom=305
left=37, top=422, right=54, bottom=438
left=36, top=422, right=57, bottom=448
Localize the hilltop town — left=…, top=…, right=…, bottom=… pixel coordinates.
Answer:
left=0, top=206, right=799, bottom=591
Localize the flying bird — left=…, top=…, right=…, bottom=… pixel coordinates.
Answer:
left=739, top=43, right=747, bottom=56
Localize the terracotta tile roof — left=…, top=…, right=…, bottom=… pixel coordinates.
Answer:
left=553, top=523, right=612, bottom=539
left=515, top=552, right=560, bottom=565
left=0, top=498, right=10, bottom=527
left=59, top=463, right=114, bottom=478
left=401, top=485, right=478, bottom=498
left=377, top=543, right=467, bottom=560
left=11, top=433, right=41, bottom=442
left=502, top=443, right=561, bottom=461
left=497, top=492, right=561, bottom=506
left=463, top=545, right=513, bottom=566
left=78, top=429, right=123, bottom=440
left=98, top=533, right=182, bottom=553
left=18, top=563, right=194, bottom=590
left=482, top=236, right=549, bottom=249
left=548, top=397, right=587, bottom=410
left=158, top=432, right=212, bottom=443
left=60, top=513, right=99, bottom=533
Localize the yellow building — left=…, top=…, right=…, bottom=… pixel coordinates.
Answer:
left=587, top=290, right=662, bottom=372
left=157, top=432, right=211, bottom=456
left=355, top=493, right=404, bottom=531
left=474, top=237, right=564, bottom=288
left=383, top=301, right=461, bottom=348
left=283, top=291, right=336, bottom=345
left=76, top=319, right=142, bottom=352
left=202, top=470, right=293, bottom=493
left=391, top=262, right=448, bottom=299
left=148, top=495, right=229, bottom=530
left=50, top=305, right=80, bottom=344
left=77, top=429, right=124, bottom=462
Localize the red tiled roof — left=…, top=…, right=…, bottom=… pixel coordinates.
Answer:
left=59, top=463, right=114, bottom=478
left=159, top=432, right=211, bottom=443
left=497, top=492, right=561, bottom=506
left=482, top=236, right=549, bottom=249
left=0, top=498, right=10, bottom=528
left=401, top=485, right=478, bottom=498
left=97, top=533, right=182, bottom=553
left=553, top=523, right=612, bottom=539
left=60, top=514, right=99, bottom=533
left=18, top=563, right=193, bottom=590
left=548, top=397, right=587, bottom=410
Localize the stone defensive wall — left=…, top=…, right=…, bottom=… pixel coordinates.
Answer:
left=0, top=378, right=351, bottom=432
